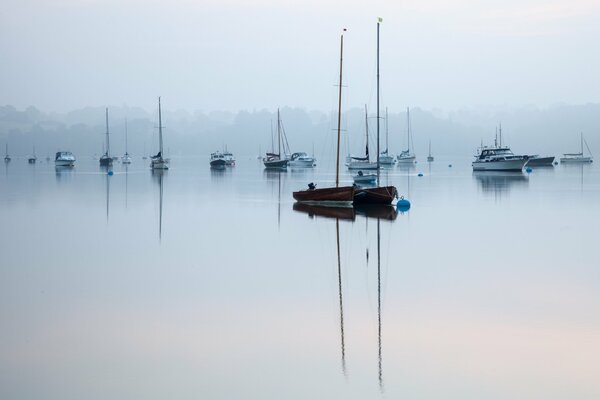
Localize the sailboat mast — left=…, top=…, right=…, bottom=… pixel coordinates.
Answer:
left=376, top=19, right=380, bottom=181
left=581, top=132, right=584, bottom=155
left=406, top=107, right=410, bottom=152
left=385, top=108, right=389, bottom=153
left=365, top=105, right=369, bottom=162
left=335, top=30, right=345, bottom=188
left=158, top=97, right=163, bottom=154
left=125, top=118, right=128, bottom=153
left=105, top=108, right=110, bottom=156
left=277, top=108, right=281, bottom=157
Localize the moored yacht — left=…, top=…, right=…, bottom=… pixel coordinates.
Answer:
left=223, top=150, right=235, bottom=166
left=397, top=107, right=416, bottom=163
left=150, top=97, right=169, bottom=170
left=55, top=151, right=76, bottom=167
left=99, top=108, right=113, bottom=167
left=288, top=152, right=316, bottom=167
left=210, top=151, right=227, bottom=167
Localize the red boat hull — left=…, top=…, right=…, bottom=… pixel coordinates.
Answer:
left=293, top=186, right=355, bottom=204
left=353, top=186, right=398, bottom=205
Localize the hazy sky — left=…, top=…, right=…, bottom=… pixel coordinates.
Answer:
left=1, top=0, right=599, bottom=113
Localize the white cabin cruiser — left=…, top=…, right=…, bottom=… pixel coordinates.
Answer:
left=55, top=151, right=76, bottom=167
left=472, top=146, right=528, bottom=171
left=288, top=152, right=316, bottom=167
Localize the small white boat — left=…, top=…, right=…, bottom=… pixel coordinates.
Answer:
left=55, top=151, right=76, bottom=167
left=288, top=152, right=316, bottom=167
left=151, top=97, right=169, bottom=170
left=223, top=149, right=235, bottom=166
left=397, top=107, right=416, bottom=163
left=560, top=133, right=593, bottom=163
left=353, top=170, right=377, bottom=184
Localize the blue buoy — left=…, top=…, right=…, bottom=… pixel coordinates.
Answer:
left=526, top=167, right=533, bottom=173
left=418, top=173, right=424, bottom=177
left=448, top=164, right=452, bottom=168
left=554, top=161, right=558, bottom=165
left=107, top=170, right=114, bottom=176
left=397, top=197, right=411, bottom=212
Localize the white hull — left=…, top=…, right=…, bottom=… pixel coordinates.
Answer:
left=472, top=158, right=527, bottom=171
left=288, top=159, right=316, bottom=167
left=397, top=155, right=416, bottom=163
left=347, top=161, right=378, bottom=170
left=353, top=174, right=377, bottom=184
left=560, top=157, right=592, bottom=163
left=379, top=155, right=396, bottom=165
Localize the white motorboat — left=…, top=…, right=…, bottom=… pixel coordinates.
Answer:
left=55, top=151, right=76, bottom=167
left=210, top=151, right=226, bottom=167
left=223, top=149, right=235, bottom=166
left=472, top=125, right=528, bottom=171
left=560, top=133, right=593, bottom=163
left=151, top=97, right=169, bottom=170
left=397, top=107, right=416, bottom=163
left=353, top=170, right=377, bottom=184
left=288, top=152, right=316, bottom=167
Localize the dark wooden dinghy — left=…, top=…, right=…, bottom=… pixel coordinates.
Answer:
left=353, top=185, right=397, bottom=205
left=293, top=184, right=355, bottom=205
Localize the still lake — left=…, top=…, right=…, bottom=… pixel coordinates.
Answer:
left=1, top=156, right=599, bottom=399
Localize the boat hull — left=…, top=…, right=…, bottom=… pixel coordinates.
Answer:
left=264, top=159, right=288, bottom=168
left=151, top=158, right=169, bottom=170
left=526, top=156, right=555, bottom=166
left=560, top=157, right=592, bottom=163
left=55, top=160, right=75, bottom=167
left=353, top=174, right=377, bottom=184
left=293, top=186, right=355, bottom=205
left=379, top=155, right=396, bottom=165
left=210, top=159, right=226, bottom=167
left=353, top=186, right=398, bottom=205
left=99, top=156, right=112, bottom=167
left=288, top=159, right=316, bottom=167
left=347, top=161, right=379, bottom=170
left=397, top=155, right=416, bottom=163
left=472, top=158, right=527, bottom=171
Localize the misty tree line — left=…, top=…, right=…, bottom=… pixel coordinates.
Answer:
left=1, top=104, right=599, bottom=159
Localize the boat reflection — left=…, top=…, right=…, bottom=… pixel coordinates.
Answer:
left=473, top=171, right=528, bottom=194
left=55, top=165, right=75, bottom=183
left=152, top=169, right=166, bottom=241
left=293, top=203, right=398, bottom=221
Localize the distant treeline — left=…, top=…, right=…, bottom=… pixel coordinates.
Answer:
left=1, top=103, right=598, bottom=159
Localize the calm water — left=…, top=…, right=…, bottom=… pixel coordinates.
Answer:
left=1, top=156, right=600, bottom=399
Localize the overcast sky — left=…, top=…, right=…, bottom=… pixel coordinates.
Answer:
left=1, top=0, right=599, bottom=113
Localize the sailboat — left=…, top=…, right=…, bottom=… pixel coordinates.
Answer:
left=150, top=97, right=169, bottom=170
left=379, top=108, right=396, bottom=165
left=427, top=140, right=434, bottom=162
left=122, top=118, right=132, bottom=164
left=397, top=107, right=416, bottom=163
left=347, top=105, right=379, bottom=170
left=4, top=144, right=11, bottom=163
left=560, top=133, right=593, bottom=163
left=99, top=108, right=113, bottom=167
left=263, top=109, right=288, bottom=169
left=353, top=19, right=398, bottom=205
left=28, top=146, right=37, bottom=164
left=292, top=29, right=355, bottom=205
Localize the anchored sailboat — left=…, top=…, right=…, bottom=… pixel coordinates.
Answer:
left=4, top=144, right=10, bottom=163
left=379, top=108, right=396, bottom=165
left=353, top=18, right=398, bottom=205
left=397, top=107, right=416, bottom=163
left=263, top=109, right=289, bottom=169
left=347, top=105, right=378, bottom=170
left=150, top=97, right=169, bottom=170
left=292, top=29, right=355, bottom=205
left=122, top=118, right=132, bottom=164
left=99, top=108, right=113, bottom=167
left=560, top=132, right=593, bottom=163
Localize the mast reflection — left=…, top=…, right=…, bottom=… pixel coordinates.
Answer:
left=152, top=169, right=165, bottom=242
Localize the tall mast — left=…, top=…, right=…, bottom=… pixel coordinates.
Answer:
left=365, top=104, right=369, bottom=162
left=406, top=107, right=410, bottom=152
left=105, top=108, right=110, bottom=156
left=499, top=123, right=503, bottom=147
left=335, top=29, right=346, bottom=188
left=385, top=107, right=389, bottom=153
left=376, top=18, right=381, bottom=182
left=158, top=97, right=163, bottom=155
left=277, top=108, right=281, bottom=157
left=125, top=118, right=128, bottom=153
left=581, top=132, right=584, bottom=155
